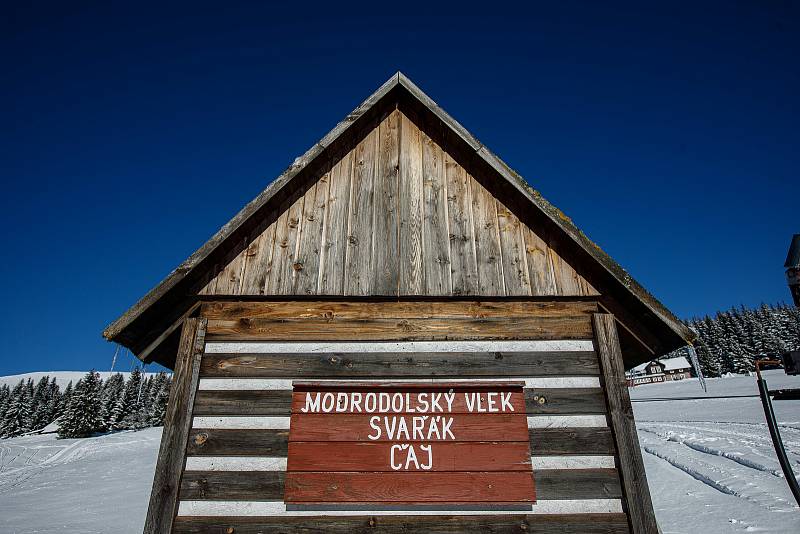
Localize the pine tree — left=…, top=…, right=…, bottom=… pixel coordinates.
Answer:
left=1, top=380, right=32, bottom=438
left=0, top=384, right=10, bottom=421
left=139, top=376, right=154, bottom=417
left=657, top=301, right=800, bottom=377
left=58, top=372, right=103, bottom=439
left=122, top=368, right=149, bottom=430
left=100, top=374, right=124, bottom=431
left=147, top=373, right=171, bottom=426
left=45, top=378, right=60, bottom=423
left=109, top=368, right=142, bottom=430
left=30, top=376, right=52, bottom=430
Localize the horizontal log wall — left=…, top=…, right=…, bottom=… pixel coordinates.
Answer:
left=172, top=514, right=631, bottom=533
left=201, top=300, right=597, bottom=342
left=169, top=301, right=629, bottom=533
left=198, top=110, right=599, bottom=299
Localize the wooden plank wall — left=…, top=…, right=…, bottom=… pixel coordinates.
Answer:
left=143, top=318, right=206, bottom=534
left=199, top=110, right=597, bottom=298
left=165, top=301, right=631, bottom=533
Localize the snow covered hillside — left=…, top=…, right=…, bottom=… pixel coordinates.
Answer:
left=0, top=371, right=797, bottom=533
left=0, top=371, right=164, bottom=389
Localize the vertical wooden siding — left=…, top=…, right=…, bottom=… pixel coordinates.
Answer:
left=200, top=110, right=597, bottom=297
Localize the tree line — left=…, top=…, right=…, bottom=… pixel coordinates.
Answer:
left=0, top=368, right=171, bottom=439
left=666, top=302, right=800, bottom=377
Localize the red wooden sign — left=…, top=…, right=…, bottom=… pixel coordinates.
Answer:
left=284, top=382, right=535, bottom=504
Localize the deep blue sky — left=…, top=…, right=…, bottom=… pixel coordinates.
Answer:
left=1, top=2, right=797, bottom=375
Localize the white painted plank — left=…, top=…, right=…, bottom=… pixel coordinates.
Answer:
left=199, top=376, right=601, bottom=390
left=530, top=456, right=616, bottom=470
left=177, top=499, right=623, bottom=516
left=184, top=455, right=614, bottom=472
left=527, top=415, right=607, bottom=428
left=192, top=417, right=290, bottom=429
left=204, top=340, right=594, bottom=354
left=184, top=457, right=287, bottom=471
left=192, top=415, right=606, bottom=429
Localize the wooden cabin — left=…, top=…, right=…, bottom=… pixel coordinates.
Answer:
left=104, top=73, right=693, bottom=534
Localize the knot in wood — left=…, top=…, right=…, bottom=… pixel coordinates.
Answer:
left=538, top=396, right=547, bottom=405
left=193, top=432, right=208, bottom=446
left=348, top=235, right=358, bottom=245
left=369, top=517, right=376, bottom=527
left=292, top=262, right=304, bottom=271
left=279, top=239, right=289, bottom=249
left=225, top=527, right=235, bottom=534
left=398, top=319, right=414, bottom=332
left=329, top=355, right=341, bottom=364
left=494, top=352, right=503, bottom=360
left=288, top=218, right=299, bottom=228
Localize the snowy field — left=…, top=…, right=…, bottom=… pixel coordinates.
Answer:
left=632, top=370, right=800, bottom=533
left=0, top=427, right=159, bottom=533
left=0, top=371, right=798, bottom=533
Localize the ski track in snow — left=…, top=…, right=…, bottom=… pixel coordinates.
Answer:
left=638, top=426, right=785, bottom=477
left=639, top=427, right=796, bottom=512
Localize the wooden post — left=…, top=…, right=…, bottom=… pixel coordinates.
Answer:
left=143, top=318, right=207, bottom=534
left=592, top=313, right=659, bottom=534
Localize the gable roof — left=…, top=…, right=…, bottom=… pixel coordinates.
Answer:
left=103, top=72, right=693, bottom=366
left=661, top=356, right=692, bottom=371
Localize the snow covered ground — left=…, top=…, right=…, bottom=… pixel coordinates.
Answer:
left=0, top=371, right=797, bottom=533
left=632, top=370, right=800, bottom=533
left=0, top=428, right=159, bottom=533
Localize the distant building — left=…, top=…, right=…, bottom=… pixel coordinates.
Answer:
left=627, top=356, right=693, bottom=386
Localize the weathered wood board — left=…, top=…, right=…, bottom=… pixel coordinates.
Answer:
left=199, top=111, right=598, bottom=299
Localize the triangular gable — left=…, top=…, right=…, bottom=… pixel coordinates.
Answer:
left=103, top=72, right=692, bottom=366
left=196, top=109, right=597, bottom=299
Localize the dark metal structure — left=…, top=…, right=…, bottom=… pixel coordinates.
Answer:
left=785, top=234, right=800, bottom=306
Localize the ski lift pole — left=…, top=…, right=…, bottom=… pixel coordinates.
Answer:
left=755, top=360, right=800, bottom=506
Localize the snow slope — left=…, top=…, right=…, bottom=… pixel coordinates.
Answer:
left=0, top=371, right=165, bottom=389
left=0, top=371, right=797, bottom=533
left=0, top=428, right=159, bottom=533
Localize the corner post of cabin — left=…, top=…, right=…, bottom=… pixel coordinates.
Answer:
left=143, top=317, right=207, bottom=534
left=592, top=313, right=659, bottom=534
